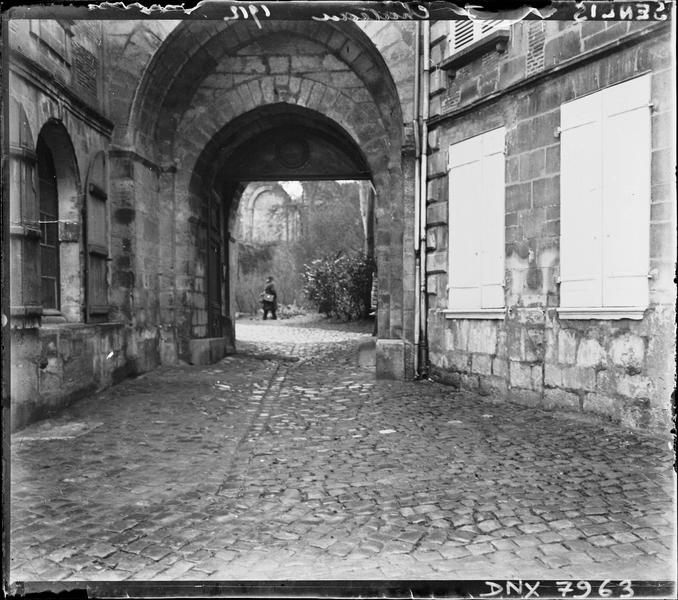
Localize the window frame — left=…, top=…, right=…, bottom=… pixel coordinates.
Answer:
left=445, top=126, right=507, bottom=320
left=36, top=136, right=61, bottom=312
left=557, top=74, right=652, bottom=321
left=29, top=19, right=73, bottom=65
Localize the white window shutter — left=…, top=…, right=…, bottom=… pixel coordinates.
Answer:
left=449, top=20, right=510, bottom=54
left=601, top=75, right=651, bottom=308
left=451, top=20, right=475, bottom=52
left=480, top=128, right=506, bottom=309
left=560, top=93, right=604, bottom=308
left=449, top=137, right=482, bottom=310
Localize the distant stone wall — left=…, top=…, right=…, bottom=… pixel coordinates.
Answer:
left=425, top=21, right=675, bottom=432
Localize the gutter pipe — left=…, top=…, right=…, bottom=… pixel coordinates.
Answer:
left=416, top=20, right=430, bottom=378
left=413, top=20, right=422, bottom=377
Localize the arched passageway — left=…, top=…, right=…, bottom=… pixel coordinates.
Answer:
left=189, top=103, right=372, bottom=344
left=113, top=19, right=412, bottom=375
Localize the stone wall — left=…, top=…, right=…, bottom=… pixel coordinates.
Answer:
left=8, top=22, right=164, bottom=431
left=154, top=23, right=409, bottom=369
left=9, top=20, right=105, bottom=115
left=10, top=323, right=136, bottom=430
left=358, top=21, right=416, bottom=122
left=96, top=19, right=416, bottom=378
left=425, top=21, right=675, bottom=432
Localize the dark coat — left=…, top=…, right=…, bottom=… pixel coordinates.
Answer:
left=262, top=282, right=277, bottom=306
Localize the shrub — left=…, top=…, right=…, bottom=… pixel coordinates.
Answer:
left=303, top=253, right=375, bottom=321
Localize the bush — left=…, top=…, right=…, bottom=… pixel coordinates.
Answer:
left=303, top=253, right=375, bottom=321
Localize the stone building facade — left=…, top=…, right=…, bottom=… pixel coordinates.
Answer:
left=6, top=16, right=417, bottom=430
left=424, top=18, right=675, bottom=433
left=4, top=12, right=675, bottom=434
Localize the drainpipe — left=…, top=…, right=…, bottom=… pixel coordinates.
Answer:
left=417, top=21, right=431, bottom=378
left=413, top=21, right=422, bottom=377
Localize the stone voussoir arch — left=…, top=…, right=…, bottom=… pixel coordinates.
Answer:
left=118, top=15, right=409, bottom=371
left=172, top=79, right=391, bottom=196
left=127, top=19, right=403, bottom=162
left=104, top=20, right=181, bottom=145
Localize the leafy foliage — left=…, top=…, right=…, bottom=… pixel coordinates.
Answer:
left=235, top=180, right=372, bottom=317
left=303, top=253, right=375, bottom=321
left=238, top=244, right=273, bottom=275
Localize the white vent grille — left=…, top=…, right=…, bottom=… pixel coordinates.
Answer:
left=452, top=21, right=474, bottom=51
left=448, top=20, right=510, bottom=55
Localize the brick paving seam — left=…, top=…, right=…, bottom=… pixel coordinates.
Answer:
left=215, top=363, right=289, bottom=497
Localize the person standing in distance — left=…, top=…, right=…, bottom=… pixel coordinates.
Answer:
left=260, top=275, right=277, bottom=320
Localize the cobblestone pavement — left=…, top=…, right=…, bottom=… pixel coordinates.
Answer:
left=10, top=317, right=676, bottom=583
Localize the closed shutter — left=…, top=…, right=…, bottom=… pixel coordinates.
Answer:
left=601, top=74, right=651, bottom=308
left=449, top=20, right=510, bottom=54
left=560, top=74, right=651, bottom=312
left=9, top=99, right=41, bottom=318
left=481, top=20, right=505, bottom=35
left=560, top=91, right=604, bottom=308
left=449, top=135, right=482, bottom=310
left=479, top=127, right=505, bottom=309
left=451, top=21, right=475, bottom=52
left=448, top=128, right=506, bottom=312
left=85, top=151, right=109, bottom=319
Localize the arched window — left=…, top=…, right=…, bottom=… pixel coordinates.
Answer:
left=34, top=119, right=82, bottom=322
left=36, top=135, right=60, bottom=310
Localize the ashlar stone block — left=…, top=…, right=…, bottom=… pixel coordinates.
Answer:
left=509, top=388, right=542, bottom=407
left=616, top=374, right=653, bottom=400
left=268, top=56, right=290, bottom=73
left=429, top=350, right=447, bottom=370
left=583, top=393, right=619, bottom=420
left=471, top=354, right=492, bottom=376
left=576, top=338, right=606, bottom=368
left=620, top=400, right=651, bottom=430
left=479, top=375, right=509, bottom=399
left=449, top=350, right=470, bottom=372
left=543, top=388, right=580, bottom=411
left=558, top=329, right=578, bottom=364
left=531, top=365, right=544, bottom=391
left=561, top=366, right=596, bottom=392
left=451, top=319, right=470, bottom=352
left=509, top=361, right=532, bottom=389
left=492, top=357, right=508, bottom=378
left=544, top=327, right=557, bottom=363
left=609, top=333, right=645, bottom=373
left=376, top=339, right=405, bottom=380
left=459, top=372, right=480, bottom=391
left=544, top=363, right=561, bottom=387
left=467, top=321, right=498, bottom=355
left=595, top=369, right=616, bottom=395
left=426, top=201, right=447, bottom=226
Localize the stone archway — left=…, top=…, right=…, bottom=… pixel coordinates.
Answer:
left=188, top=103, right=374, bottom=353
left=117, top=20, right=410, bottom=377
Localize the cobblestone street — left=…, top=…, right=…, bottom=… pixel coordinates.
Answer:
left=10, top=316, right=676, bottom=583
